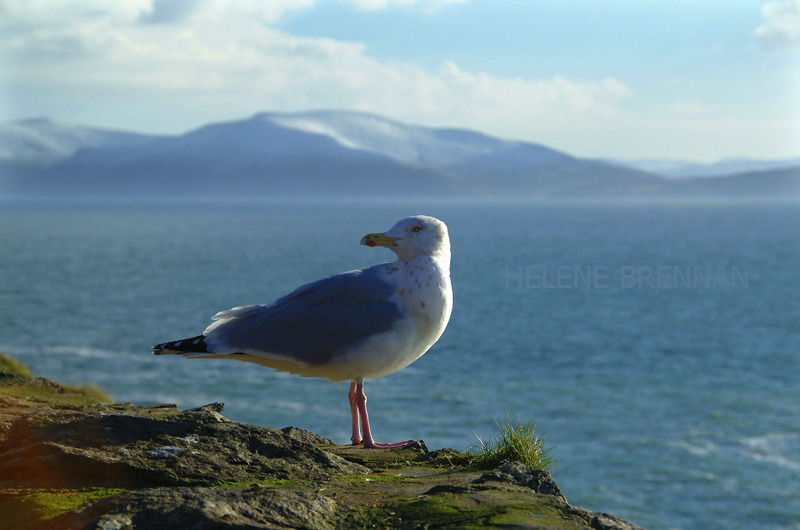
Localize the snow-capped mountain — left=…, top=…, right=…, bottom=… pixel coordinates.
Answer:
left=1, top=111, right=797, bottom=199
left=0, top=118, right=158, bottom=167
left=264, top=110, right=574, bottom=172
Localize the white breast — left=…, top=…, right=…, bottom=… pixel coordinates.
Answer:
left=389, top=255, right=453, bottom=353
left=327, top=256, right=452, bottom=382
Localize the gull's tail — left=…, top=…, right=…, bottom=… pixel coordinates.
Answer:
left=153, top=335, right=209, bottom=355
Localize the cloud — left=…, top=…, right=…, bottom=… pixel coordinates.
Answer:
left=139, top=0, right=206, bottom=24
left=669, top=101, right=718, bottom=116
left=341, top=0, right=468, bottom=13
left=0, top=0, right=631, bottom=148
left=422, top=61, right=630, bottom=136
left=755, top=0, right=800, bottom=51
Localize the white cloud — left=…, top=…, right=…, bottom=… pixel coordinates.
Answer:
left=755, top=0, right=800, bottom=51
left=341, top=0, right=467, bottom=13
left=0, top=0, right=631, bottom=145
left=420, top=61, right=630, bottom=137
left=669, top=101, right=718, bottom=116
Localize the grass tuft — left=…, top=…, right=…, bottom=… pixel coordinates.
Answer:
left=469, top=414, right=555, bottom=472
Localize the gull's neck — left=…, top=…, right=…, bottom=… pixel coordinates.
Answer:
left=393, top=245, right=450, bottom=270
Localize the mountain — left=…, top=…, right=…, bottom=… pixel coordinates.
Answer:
left=660, top=166, right=800, bottom=197
left=0, top=118, right=158, bottom=168
left=610, top=157, right=800, bottom=179
left=1, top=111, right=797, bottom=199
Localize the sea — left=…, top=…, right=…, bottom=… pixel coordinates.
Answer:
left=1, top=198, right=798, bottom=529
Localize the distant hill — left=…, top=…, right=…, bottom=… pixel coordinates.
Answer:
left=1, top=111, right=798, bottom=199
left=0, top=118, right=158, bottom=168
left=608, top=156, right=800, bottom=179
left=660, top=166, right=800, bottom=197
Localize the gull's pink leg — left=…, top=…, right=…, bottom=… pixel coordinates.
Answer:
left=353, top=381, right=413, bottom=449
left=349, top=381, right=362, bottom=445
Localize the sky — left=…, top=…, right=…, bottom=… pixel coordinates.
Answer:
left=1, top=0, right=799, bottom=162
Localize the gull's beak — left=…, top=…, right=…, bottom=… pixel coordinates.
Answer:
left=361, top=232, right=397, bottom=248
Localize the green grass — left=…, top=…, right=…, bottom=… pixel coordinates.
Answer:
left=213, top=478, right=304, bottom=489
left=0, top=353, right=34, bottom=378
left=0, top=352, right=113, bottom=405
left=468, top=415, right=555, bottom=472
left=61, top=383, right=114, bottom=404
left=0, top=488, right=128, bottom=529
left=0, top=381, right=113, bottom=406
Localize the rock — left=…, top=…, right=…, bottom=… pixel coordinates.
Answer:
left=40, top=487, right=354, bottom=530
left=419, top=462, right=644, bottom=530
left=473, top=460, right=566, bottom=500
left=562, top=506, right=646, bottom=530
left=280, top=426, right=334, bottom=445
left=1, top=357, right=646, bottom=530
left=0, top=400, right=369, bottom=489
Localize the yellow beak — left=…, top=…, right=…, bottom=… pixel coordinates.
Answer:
left=360, top=232, right=398, bottom=248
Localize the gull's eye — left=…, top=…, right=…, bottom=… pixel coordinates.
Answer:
left=411, top=225, right=422, bottom=233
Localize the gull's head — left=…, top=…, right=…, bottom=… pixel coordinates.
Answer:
left=361, top=215, right=450, bottom=262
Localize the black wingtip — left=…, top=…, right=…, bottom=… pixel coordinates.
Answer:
left=152, top=335, right=209, bottom=355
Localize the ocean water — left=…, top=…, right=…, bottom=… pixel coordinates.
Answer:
left=1, top=199, right=799, bottom=529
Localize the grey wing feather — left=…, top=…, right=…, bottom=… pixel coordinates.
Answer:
left=203, top=264, right=403, bottom=365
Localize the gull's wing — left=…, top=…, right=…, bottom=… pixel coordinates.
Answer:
left=201, top=264, right=403, bottom=366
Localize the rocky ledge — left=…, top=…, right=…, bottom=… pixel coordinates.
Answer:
left=0, top=356, right=643, bottom=529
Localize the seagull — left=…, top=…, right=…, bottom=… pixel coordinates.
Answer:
left=153, top=215, right=452, bottom=448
